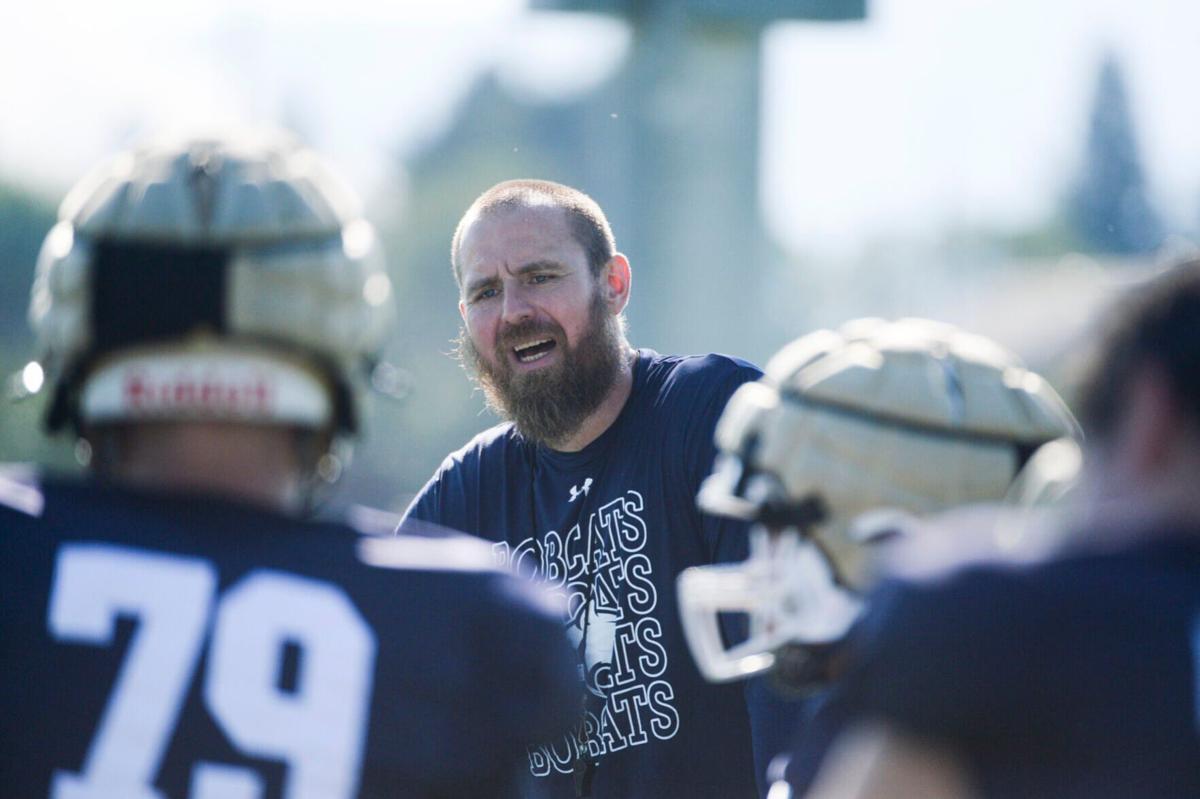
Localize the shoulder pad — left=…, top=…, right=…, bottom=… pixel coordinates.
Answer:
left=881, top=503, right=1069, bottom=583
left=356, top=532, right=502, bottom=574
left=0, top=464, right=45, bottom=518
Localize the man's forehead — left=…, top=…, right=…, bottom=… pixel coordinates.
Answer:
left=465, top=202, right=570, bottom=242
left=460, top=203, right=580, bottom=268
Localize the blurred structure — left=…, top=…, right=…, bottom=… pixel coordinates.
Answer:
left=503, top=0, right=867, bottom=356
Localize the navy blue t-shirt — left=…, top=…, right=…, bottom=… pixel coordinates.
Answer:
left=403, top=350, right=783, bottom=798
left=0, top=473, right=581, bottom=798
left=795, top=533, right=1200, bottom=798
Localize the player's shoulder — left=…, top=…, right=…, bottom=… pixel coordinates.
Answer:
left=357, top=530, right=501, bottom=574
left=865, top=529, right=1196, bottom=657
left=844, top=566, right=1032, bottom=683
left=0, top=468, right=105, bottom=529
left=884, top=506, right=1200, bottom=603
left=858, top=512, right=1060, bottom=645
left=882, top=504, right=1071, bottom=584
left=357, top=531, right=563, bottom=618
left=0, top=463, right=46, bottom=521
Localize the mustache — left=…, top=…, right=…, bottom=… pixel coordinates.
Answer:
left=495, top=319, right=563, bottom=351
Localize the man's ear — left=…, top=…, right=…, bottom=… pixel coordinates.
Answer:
left=602, top=253, right=632, bottom=314
left=1117, top=365, right=1180, bottom=478
left=458, top=300, right=467, bottom=322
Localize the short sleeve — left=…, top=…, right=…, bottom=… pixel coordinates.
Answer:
left=682, top=356, right=762, bottom=564
left=398, top=454, right=471, bottom=535
left=400, top=470, right=444, bottom=527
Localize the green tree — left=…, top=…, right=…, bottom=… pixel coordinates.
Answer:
left=1067, top=52, right=1163, bottom=255
left=0, top=179, right=73, bottom=470
left=0, top=180, right=56, bottom=341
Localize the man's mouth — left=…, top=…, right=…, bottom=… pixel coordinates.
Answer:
left=512, top=338, right=557, bottom=364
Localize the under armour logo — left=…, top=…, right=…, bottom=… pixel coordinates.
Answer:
left=569, top=478, right=593, bottom=503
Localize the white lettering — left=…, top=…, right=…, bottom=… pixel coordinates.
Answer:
left=496, top=489, right=680, bottom=777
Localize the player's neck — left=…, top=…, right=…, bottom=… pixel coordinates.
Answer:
left=1080, top=451, right=1200, bottom=544
left=546, top=346, right=637, bottom=453
left=97, top=422, right=305, bottom=514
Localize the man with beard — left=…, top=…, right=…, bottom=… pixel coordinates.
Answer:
left=401, top=180, right=785, bottom=798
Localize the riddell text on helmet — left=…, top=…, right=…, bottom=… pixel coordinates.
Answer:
left=123, top=370, right=274, bottom=416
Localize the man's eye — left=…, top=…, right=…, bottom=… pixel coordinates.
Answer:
left=475, top=287, right=499, bottom=301
left=530, top=274, right=554, bottom=285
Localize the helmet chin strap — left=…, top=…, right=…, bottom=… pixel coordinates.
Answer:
left=769, top=642, right=841, bottom=697
left=756, top=493, right=829, bottom=532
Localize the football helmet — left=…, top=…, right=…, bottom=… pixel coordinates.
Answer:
left=677, top=318, right=1077, bottom=684
left=27, top=130, right=393, bottom=446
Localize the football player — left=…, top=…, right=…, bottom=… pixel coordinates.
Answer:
left=0, top=132, right=580, bottom=798
left=803, top=261, right=1200, bottom=798
left=675, top=318, right=1077, bottom=792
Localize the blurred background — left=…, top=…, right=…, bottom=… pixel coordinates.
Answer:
left=2, top=0, right=1197, bottom=514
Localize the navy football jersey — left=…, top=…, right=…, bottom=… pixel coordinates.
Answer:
left=802, top=532, right=1200, bottom=798
left=0, top=473, right=581, bottom=798
left=403, top=350, right=795, bottom=798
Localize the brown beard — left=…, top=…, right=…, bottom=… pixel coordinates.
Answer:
left=458, top=288, right=627, bottom=447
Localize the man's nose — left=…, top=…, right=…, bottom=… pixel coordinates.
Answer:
left=501, top=284, right=534, bottom=325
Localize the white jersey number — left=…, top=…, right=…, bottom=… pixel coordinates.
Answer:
left=47, top=544, right=376, bottom=799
